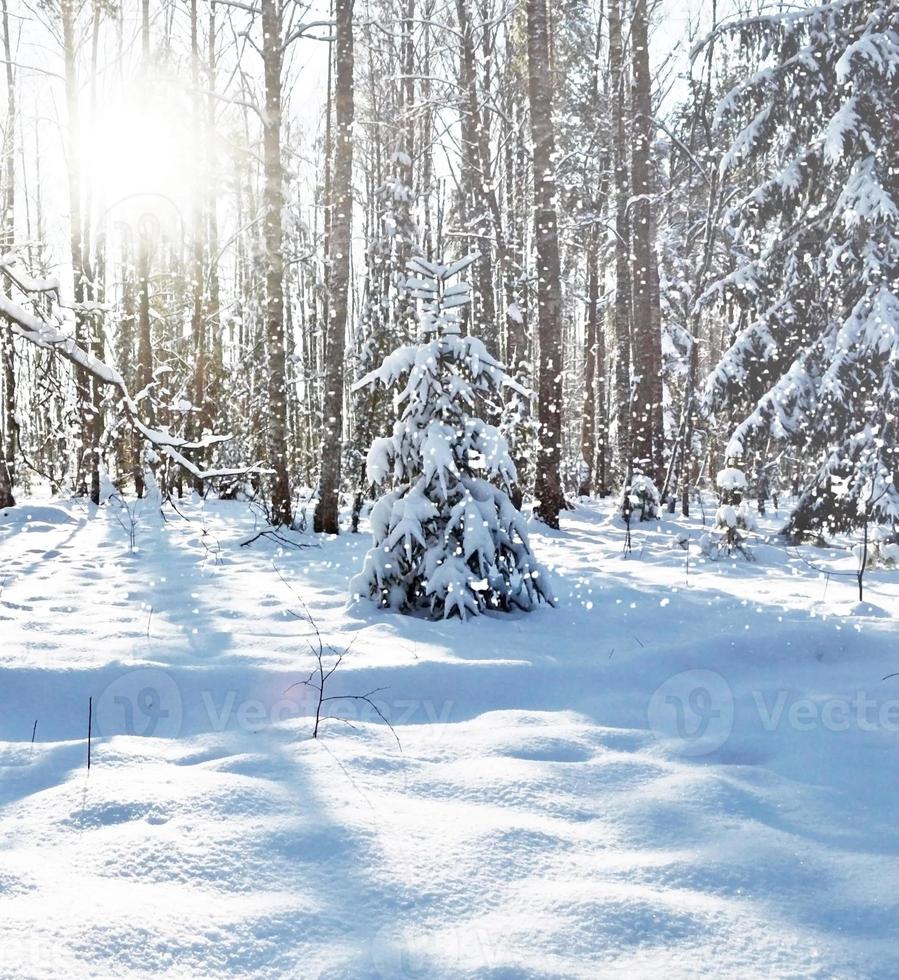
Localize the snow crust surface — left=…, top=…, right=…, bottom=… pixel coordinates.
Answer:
left=1, top=496, right=898, bottom=978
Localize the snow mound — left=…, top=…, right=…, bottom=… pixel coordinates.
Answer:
left=1, top=497, right=899, bottom=977
left=845, top=600, right=892, bottom=618
left=0, top=504, right=79, bottom=527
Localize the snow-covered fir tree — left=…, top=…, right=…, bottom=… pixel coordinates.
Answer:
left=350, top=255, right=555, bottom=619
left=706, top=461, right=756, bottom=557
left=702, top=0, right=899, bottom=537
left=627, top=474, right=661, bottom=522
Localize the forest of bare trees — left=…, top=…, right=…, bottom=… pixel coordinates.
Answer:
left=1, top=3, right=898, bottom=966
left=0, top=0, right=895, bottom=544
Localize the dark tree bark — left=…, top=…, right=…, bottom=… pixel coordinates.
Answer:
left=261, top=0, right=293, bottom=526
left=0, top=448, right=11, bottom=508
left=609, top=0, right=631, bottom=484
left=500, top=38, right=531, bottom=509
left=314, top=0, right=354, bottom=534
left=629, top=0, right=663, bottom=484
left=455, top=0, right=500, bottom=344
left=525, top=0, right=564, bottom=527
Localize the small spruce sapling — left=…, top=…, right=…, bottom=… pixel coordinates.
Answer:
left=850, top=481, right=894, bottom=602
left=350, top=254, right=555, bottom=619
left=706, top=460, right=756, bottom=558
left=628, top=473, right=661, bottom=522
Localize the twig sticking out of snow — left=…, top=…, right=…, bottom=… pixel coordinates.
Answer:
left=239, top=528, right=315, bottom=550
left=87, top=697, right=93, bottom=772
left=275, top=563, right=402, bottom=748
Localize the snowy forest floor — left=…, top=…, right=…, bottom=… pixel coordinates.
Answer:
left=1, top=495, right=898, bottom=979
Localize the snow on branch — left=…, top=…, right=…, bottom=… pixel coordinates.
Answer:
left=690, top=0, right=854, bottom=62
left=0, top=260, right=260, bottom=484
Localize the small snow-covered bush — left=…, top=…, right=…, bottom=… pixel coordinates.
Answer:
left=708, top=463, right=755, bottom=557
left=852, top=525, right=899, bottom=568
left=625, top=473, right=660, bottom=522
left=349, top=254, right=554, bottom=619
left=716, top=466, right=747, bottom=497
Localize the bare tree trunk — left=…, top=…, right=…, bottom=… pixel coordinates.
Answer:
left=321, top=0, right=334, bottom=337
left=501, top=41, right=530, bottom=509
left=261, top=0, right=293, bottom=526
left=0, top=0, right=12, bottom=251
left=394, top=0, right=417, bottom=341
left=0, top=0, right=16, bottom=506
left=134, top=0, right=153, bottom=498
left=86, top=0, right=108, bottom=488
left=62, top=0, right=100, bottom=504
left=314, top=0, right=354, bottom=534
left=455, top=0, right=500, bottom=344
left=595, top=251, right=608, bottom=496
left=189, top=0, right=208, bottom=491
left=609, top=0, right=631, bottom=485
left=526, top=0, right=564, bottom=527
left=81, top=1, right=101, bottom=298
left=578, top=228, right=600, bottom=496
left=629, top=0, right=663, bottom=484
left=206, top=1, right=222, bottom=416
left=0, top=446, right=11, bottom=508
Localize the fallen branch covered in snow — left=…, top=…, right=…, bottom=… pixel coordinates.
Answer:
left=0, top=256, right=265, bottom=485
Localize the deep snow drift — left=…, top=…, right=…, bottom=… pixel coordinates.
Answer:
left=1, top=495, right=898, bottom=979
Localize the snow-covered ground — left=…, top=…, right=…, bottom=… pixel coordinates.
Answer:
left=1, top=495, right=898, bottom=979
